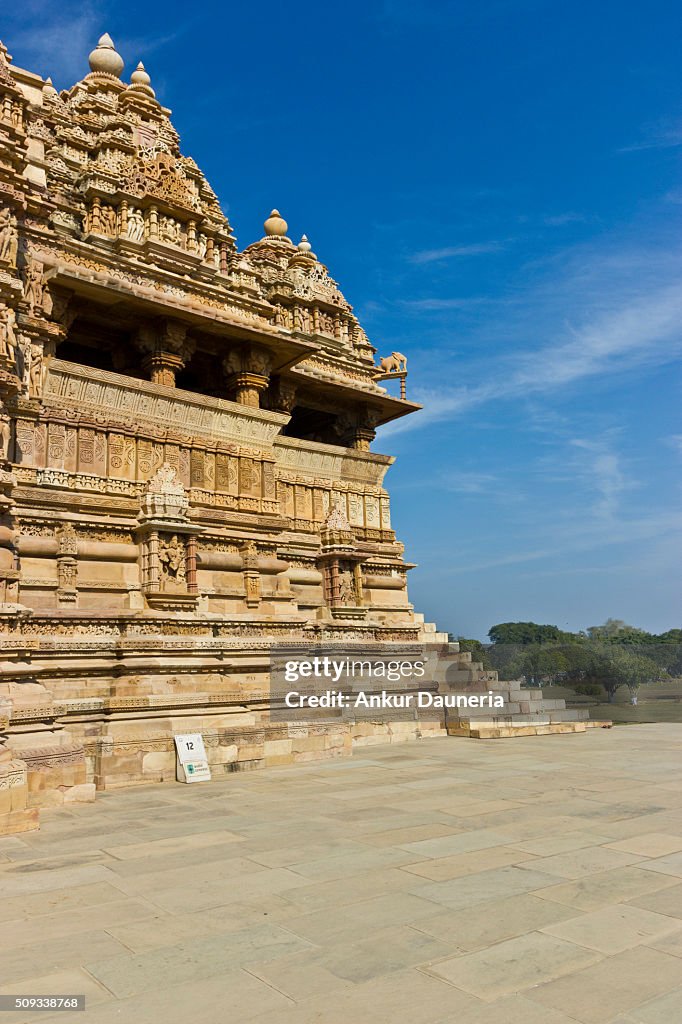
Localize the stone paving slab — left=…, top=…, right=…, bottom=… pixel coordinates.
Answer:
left=426, top=929, right=602, bottom=998
left=2, top=725, right=682, bottom=1023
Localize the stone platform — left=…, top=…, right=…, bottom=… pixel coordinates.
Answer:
left=1, top=725, right=681, bottom=1024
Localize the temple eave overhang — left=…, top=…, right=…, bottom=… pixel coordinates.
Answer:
left=288, top=368, right=422, bottom=426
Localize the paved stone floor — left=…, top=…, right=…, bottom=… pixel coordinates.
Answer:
left=2, top=724, right=682, bottom=1024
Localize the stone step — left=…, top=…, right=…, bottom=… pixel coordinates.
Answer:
left=548, top=709, right=590, bottom=722
left=447, top=718, right=612, bottom=739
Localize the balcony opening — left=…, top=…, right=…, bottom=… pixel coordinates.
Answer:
left=282, top=405, right=343, bottom=445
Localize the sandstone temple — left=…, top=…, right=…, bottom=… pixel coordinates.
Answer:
left=0, top=34, right=592, bottom=835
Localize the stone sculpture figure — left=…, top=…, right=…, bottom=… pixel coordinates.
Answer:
left=28, top=344, right=45, bottom=398
left=0, top=209, right=17, bottom=266
left=100, top=204, right=117, bottom=236
left=23, top=262, right=45, bottom=314
left=338, top=569, right=356, bottom=605
left=127, top=208, right=145, bottom=241
left=378, top=351, right=407, bottom=374
left=160, top=216, right=180, bottom=244
left=159, top=534, right=186, bottom=587
left=0, top=414, right=11, bottom=462
left=0, top=307, right=17, bottom=364
left=19, top=336, right=31, bottom=390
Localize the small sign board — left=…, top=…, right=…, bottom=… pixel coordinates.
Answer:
left=174, top=734, right=211, bottom=784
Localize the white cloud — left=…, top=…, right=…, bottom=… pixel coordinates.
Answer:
left=666, top=435, right=682, bottom=455
left=382, top=239, right=682, bottom=436
left=399, top=297, right=490, bottom=311
left=619, top=120, right=682, bottom=153
left=543, top=212, right=587, bottom=226
left=7, top=4, right=188, bottom=88
left=409, top=242, right=504, bottom=264
left=8, top=2, right=106, bottom=85
left=438, top=471, right=498, bottom=494
left=568, top=437, right=636, bottom=521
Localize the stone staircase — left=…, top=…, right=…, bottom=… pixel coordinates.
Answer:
left=436, top=651, right=612, bottom=739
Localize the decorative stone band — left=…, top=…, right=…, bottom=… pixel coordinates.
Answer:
left=43, top=360, right=288, bottom=448
left=13, top=745, right=85, bottom=769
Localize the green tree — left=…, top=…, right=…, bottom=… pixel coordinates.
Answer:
left=488, top=622, right=568, bottom=645
left=586, top=619, right=649, bottom=642
left=586, top=646, right=663, bottom=703
left=509, top=645, right=569, bottom=688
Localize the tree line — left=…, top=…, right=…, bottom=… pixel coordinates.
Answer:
left=451, top=619, right=682, bottom=702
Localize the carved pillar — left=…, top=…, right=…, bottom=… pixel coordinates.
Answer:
left=55, top=523, right=78, bottom=605
left=223, top=345, right=272, bottom=408
left=241, top=540, right=261, bottom=608
left=327, top=557, right=340, bottom=606
left=349, top=429, right=375, bottom=452
left=137, top=320, right=193, bottom=388
left=146, top=529, right=160, bottom=592
left=265, top=376, right=296, bottom=415
left=186, top=534, right=198, bottom=593
left=142, top=351, right=185, bottom=387
left=353, top=562, right=364, bottom=605
left=90, top=196, right=101, bottom=234
left=119, top=200, right=128, bottom=237
left=148, top=204, right=159, bottom=240
left=342, top=406, right=380, bottom=452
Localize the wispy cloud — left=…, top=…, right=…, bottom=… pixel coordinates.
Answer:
left=7, top=1, right=106, bottom=85
left=568, top=436, right=636, bottom=521
left=399, top=297, right=491, bottom=311
left=383, top=238, right=682, bottom=436
left=6, top=4, right=189, bottom=88
left=439, top=471, right=498, bottom=494
left=619, top=120, right=682, bottom=153
left=429, top=508, right=682, bottom=576
left=409, top=242, right=505, bottom=264
left=543, top=212, right=587, bottom=226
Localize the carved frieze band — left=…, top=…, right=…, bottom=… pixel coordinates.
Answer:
left=43, top=360, right=287, bottom=447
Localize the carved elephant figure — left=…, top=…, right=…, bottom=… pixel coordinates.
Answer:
left=379, top=351, right=407, bottom=374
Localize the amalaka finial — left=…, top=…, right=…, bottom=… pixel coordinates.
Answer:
left=129, top=61, right=155, bottom=96
left=293, top=234, right=317, bottom=261
left=88, top=33, right=124, bottom=77
left=43, top=77, right=58, bottom=99
left=264, top=209, right=288, bottom=237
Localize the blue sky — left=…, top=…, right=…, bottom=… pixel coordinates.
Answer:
left=5, top=0, right=681, bottom=638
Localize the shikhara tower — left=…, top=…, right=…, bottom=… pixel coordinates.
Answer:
left=0, top=32, right=460, bottom=832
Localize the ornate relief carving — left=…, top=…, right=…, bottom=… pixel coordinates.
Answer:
left=115, top=147, right=206, bottom=216
left=158, top=534, right=186, bottom=588
left=0, top=209, right=18, bottom=267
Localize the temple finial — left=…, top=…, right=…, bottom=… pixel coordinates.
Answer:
left=88, top=33, right=124, bottom=77
left=264, top=209, right=288, bottom=237
left=129, top=61, right=155, bottom=97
